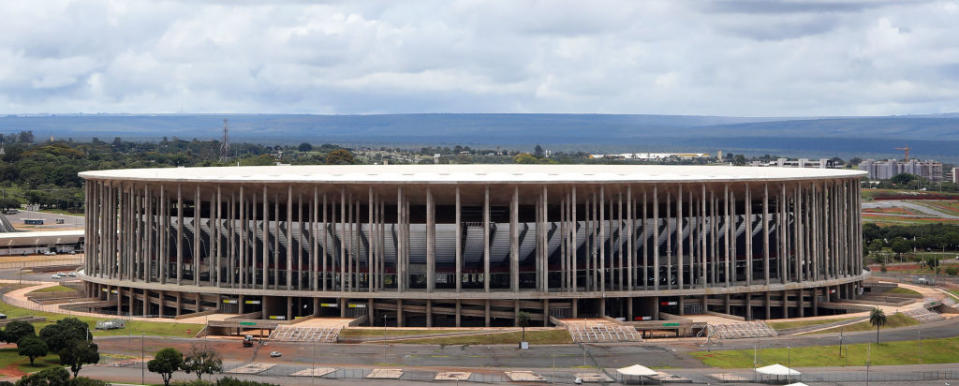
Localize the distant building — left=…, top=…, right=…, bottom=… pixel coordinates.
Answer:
left=588, top=152, right=709, bottom=160
left=765, top=158, right=831, bottom=169
left=859, top=159, right=944, bottom=181
left=953, top=167, right=958, bottom=184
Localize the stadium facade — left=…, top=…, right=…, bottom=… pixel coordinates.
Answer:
left=79, top=165, right=866, bottom=327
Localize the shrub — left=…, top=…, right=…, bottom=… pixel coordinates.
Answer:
left=215, top=377, right=278, bottom=386
left=68, top=378, right=108, bottom=386
left=15, top=367, right=69, bottom=386
left=946, top=266, right=958, bottom=276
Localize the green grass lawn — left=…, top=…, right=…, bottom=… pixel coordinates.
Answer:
left=339, top=328, right=476, bottom=339
left=29, top=285, right=78, bottom=294
left=396, top=329, right=572, bottom=345
left=884, top=287, right=921, bottom=296
left=0, top=299, right=202, bottom=338
left=813, top=312, right=918, bottom=335
left=767, top=317, right=858, bottom=331
left=0, top=347, right=60, bottom=374
left=692, top=335, right=959, bottom=368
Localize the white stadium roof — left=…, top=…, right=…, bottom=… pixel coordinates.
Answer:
left=80, top=164, right=865, bottom=184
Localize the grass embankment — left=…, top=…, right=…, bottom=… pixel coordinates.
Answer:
left=692, top=335, right=959, bottom=368
left=884, top=287, right=921, bottom=296
left=398, top=329, right=572, bottom=345
left=0, top=297, right=202, bottom=338
left=767, top=317, right=858, bottom=331
left=29, top=285, right=78, bottom=294
left=813, top=313, right=918, bottom=335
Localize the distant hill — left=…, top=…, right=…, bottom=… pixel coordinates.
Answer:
left=1, top=113, right=957, bottom=161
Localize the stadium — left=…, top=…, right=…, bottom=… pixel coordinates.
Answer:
left=78, top=164, right=866, bottom=329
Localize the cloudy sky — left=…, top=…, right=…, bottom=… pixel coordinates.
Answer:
left=1, top=0, right=958, bottom=116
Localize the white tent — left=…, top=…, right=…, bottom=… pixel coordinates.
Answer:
left=785, top=383, right=809, bottom=386
left=756, top=364, right=801, bottom=377
left=617, top=364, right=657, bottom=376
left=617, top=364, right=658, bottom=384
left=756, top=364, right=801, bottom=383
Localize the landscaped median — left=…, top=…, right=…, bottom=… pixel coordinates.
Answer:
left=691, top=335, right=959, bottom=368
left=811, top=312, right=918, bottom=334
left=339, top=327, right=572, bottom=345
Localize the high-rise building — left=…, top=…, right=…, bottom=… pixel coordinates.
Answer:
left=858, top=159, right=943, bottom=181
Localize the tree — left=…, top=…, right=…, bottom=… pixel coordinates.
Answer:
left=533, top=145, right=544, bottom=158
left=890, top=238, right=912, bottom=260
left=4, top=320, right=36, bottom=344
left=59, top=340, right=99, bottom=378
left=297, top=142, right=312, bottom=152
left=516, top=311, right=530, bottom=343
left=15, top=367, right=68, bottom=386
left=181, top=345, right=223, bottom=381
left=513, top=153, right=538, bottom=164
left=890, top=173, right=917, bottom=186
left=17, top=336, right=47, bottom=366
left=324, top=149, right=354, bottom=165
left=39, top=317, right=89, bottom=353
left=867, top=240, right=884, bottom=255
left=148, top=348, right=184, bottom=386
left=869, top=308, right=887, bottom=344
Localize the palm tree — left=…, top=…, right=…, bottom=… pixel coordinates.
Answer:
left=517, top=311, right=530, bottom=343
left=869, top=308, right=887, bottom=344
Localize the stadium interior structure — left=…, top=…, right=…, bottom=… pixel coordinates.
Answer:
left=79, top=165, right=867, bottom=328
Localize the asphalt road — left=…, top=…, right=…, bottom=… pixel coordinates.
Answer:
left=863, top=200, right=959, bottom=219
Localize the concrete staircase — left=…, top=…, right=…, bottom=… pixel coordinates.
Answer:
left=566, top=321, right=642, bottom=343
left=710, top=321, right=777, bottom=339
left=269, top=326, right=341, bottom=343
left=903, top=307, right=944, bottom=323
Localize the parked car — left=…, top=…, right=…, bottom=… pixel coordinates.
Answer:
left=66, top=272, right=77, bottom=277
left=269, top=351, right=282, bottom=358
left=0, top=313, right=7, bottom=319
left=42, top=251, right=57, bottom=256
left=51, top=273, right=63, bottom=279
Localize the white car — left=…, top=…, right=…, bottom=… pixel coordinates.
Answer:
left=66, top=272, right=77, bottom=277
left=269, top=351, right=282, bottom=358
left=51, top=273, right=63, bottom=279
left=42, top=251, right=57, bottom=256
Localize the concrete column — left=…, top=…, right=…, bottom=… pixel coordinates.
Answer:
left=626, top=298, right=633, bottom=322
left=514, top=300, right=520, bottom=326
left=764, top=292, right=770, bottom=320
left=484, top=186, right=490, bottom=292
left=569, top=186, right=579, bottom=292
left=392, top=299, right=401, bottom=327
left=484, top=300, right=491, bottom=327
left=368, top=299, right=374, bottom=326
left=426, top=188, right=435, bottom=292
left=543, top=299, right=550, bottom=327
left=678, top=297, right=684, bottom=316
left=176, top=292, right=182, bottom=317
left=599, top=185, right=605, bottom=291
left=455, top=186, right=462, bottom=292
left=511, top=186, right=519, bottom=292
left=116, top=288, right=123, bottom=316
left=745, top=294, right=752, bottom=320
left=627, top=186, right=633, bottom=290
left=177, top=185, right=183, bottom=285
left=340, top=298, right=346, bottom=318
left=340, top=190, right=347, bottom=291
left=798, top=289, right=804, bottom=317
left=652, top=296, right=659, bottom=320
left=143, top=290, right=149, bottom=316
left=426, top=300, right=432, bottom=328
left=572, top=299, right=578, bottom=318
left=286, top=297, right=293, bottom=320
left=599, top=298, right=606, bottom=317
left=745, top=185, right=752, bottom=285
left=676, top=187, right=682, bottom=290
left=724, top=294, right=731, bottom=314
left=652, top=186, right=659, bottom=291
left=455, top=300, right=461, bottom=327
left=763, top=184, right=770, bottom=285
left=369, top=188, right=374, bottom=292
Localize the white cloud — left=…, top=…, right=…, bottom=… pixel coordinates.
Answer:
left=0, top=0, right=956, bottom=116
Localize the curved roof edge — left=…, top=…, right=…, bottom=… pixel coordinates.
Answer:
left=79, top=164, right=867, bottom=184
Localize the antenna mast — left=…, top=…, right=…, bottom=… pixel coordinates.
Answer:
left=219, top=119, right=230, bottom=162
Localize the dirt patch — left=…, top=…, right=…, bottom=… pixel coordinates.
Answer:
left=0, top=363, right=26, bottom=378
